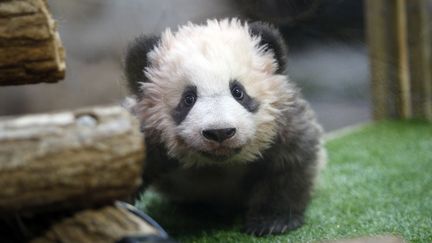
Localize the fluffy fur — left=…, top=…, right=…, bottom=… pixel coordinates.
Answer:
left=124, top=19, right=325, bottom=236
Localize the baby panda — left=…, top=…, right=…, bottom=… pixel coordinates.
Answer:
left=124, top=19, right=325, bottom=236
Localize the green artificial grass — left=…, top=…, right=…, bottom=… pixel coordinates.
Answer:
left=135, top=120, right=432, bottom=243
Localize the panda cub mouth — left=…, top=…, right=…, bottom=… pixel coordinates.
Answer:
left=199, top=147, right=242, bottom=161
left=178, top=135, right=243, bottom=161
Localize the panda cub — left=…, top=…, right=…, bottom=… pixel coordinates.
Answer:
left=124, top=19, right=325, bottom=236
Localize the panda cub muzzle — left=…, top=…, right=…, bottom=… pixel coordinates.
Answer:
left=172, top=79, right=257, bottom=159
left=200, top=126, right=242, bottom=160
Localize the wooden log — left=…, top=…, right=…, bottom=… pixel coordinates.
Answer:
left=406, top=0, right=432, bottom=120
left=394, top=0, right=412, bottom=118
left=365, top=0, right=396, bottom=119
left=365, top=0, right=415, bottom=120
left=0, top=106, right=145, bottom=215
left=0, top=0, right=65, bottom=85
left=32, top=203, right=170, bottom=243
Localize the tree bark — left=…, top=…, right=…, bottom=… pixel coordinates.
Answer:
left=0, top=106, right=145, bottom=215
left=0, top=0, right=65, bottom=85
left=32, top=203, right=166, bottom=243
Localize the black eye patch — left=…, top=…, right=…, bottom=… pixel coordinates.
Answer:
left=230, top=80, right=260, bottom=113
left=171, top=86, right=197, bottom=125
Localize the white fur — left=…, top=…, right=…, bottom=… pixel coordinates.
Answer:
left=134, top=19, right=295, bottom=166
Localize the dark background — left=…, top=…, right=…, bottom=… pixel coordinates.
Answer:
left=0, top=0, right=370, bottom=131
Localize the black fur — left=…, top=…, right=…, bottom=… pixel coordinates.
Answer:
left=230, top=80, right=260, bottom=113
left=171, top=86, right=197, bottom=125
left=243, top=98, right=321, bottom=235
left=140, top=97, right=322, bottom=237
left=248, top=22, right=288, bottom=74
left=124, top=35, right=160, bottom=97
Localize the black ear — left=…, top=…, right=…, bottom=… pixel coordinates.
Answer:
left=248, top=22, right=288, bottom=74
left=124, top=35, right=160, bottom=97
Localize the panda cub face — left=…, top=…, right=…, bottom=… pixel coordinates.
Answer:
left=130, top=19, right=294, bottom=166
left=173, top=79, right=258, bottom=160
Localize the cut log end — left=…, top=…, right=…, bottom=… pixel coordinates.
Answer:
left=0, top=0, right=66, bottom=85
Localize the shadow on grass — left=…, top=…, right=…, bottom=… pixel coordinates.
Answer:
left=134, top=191, right=244, bottom=238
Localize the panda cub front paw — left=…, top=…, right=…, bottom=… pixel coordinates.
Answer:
left=244, top=215, right=304, bottom=236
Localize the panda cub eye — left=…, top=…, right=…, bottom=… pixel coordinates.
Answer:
left=231, top=85, right=244, bottom=100
left=183, top=92, right=197, bottom=106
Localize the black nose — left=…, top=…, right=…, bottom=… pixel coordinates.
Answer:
left=202, top=128, right=236, bottom=142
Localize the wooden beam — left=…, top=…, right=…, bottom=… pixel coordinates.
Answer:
left=406, top=0, right=432, bottom=120
left=395, top=0, right=412, bottom=118
left=0, top=0, right=65, bottom=85
left=0, top=106, right=144, bottom=215
left=365, top=0, right=397, bottom=119
left=366, top=0, right=421, bottom=120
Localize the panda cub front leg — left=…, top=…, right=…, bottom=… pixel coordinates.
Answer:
left=244, top=159, right=314, bottom=236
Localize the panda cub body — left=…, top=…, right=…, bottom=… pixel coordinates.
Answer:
left=124, top=19, right=325, bottom=236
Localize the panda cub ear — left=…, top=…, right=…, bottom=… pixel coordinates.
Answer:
left=124, top=35, right=160, bottom=97
left=248, top=22, right=288, bottom=74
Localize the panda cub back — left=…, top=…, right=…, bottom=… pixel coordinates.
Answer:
left=125, top=18, right=325, bottom=236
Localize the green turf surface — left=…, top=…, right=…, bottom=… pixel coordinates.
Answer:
left=135, top=120, right=432, bottom=243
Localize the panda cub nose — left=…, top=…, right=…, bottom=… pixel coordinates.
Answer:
left=202, top=128, right=236, bottom=143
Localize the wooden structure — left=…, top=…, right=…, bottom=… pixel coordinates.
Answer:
left=0, top=0, right=65, bottom=85
left=0, top=1, right=159, bottom=242
left=0, top=106, right=144, bottom=215
left=366, top=0, right=432, bottom=121
left=32, top=203, right=167, bottom=243
left=0, top=106, right=148, bottom=242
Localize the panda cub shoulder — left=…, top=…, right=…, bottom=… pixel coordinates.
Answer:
left=124, top=18, right=325, bottom=236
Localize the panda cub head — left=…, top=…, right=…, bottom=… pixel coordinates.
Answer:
left=125, top=19, right=295, bottom=166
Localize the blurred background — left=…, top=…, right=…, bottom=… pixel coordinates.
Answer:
left=0, top=0, right=370, bottom=131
